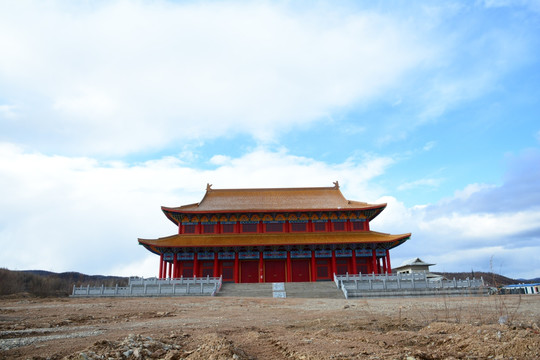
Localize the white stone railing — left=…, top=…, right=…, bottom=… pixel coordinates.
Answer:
left=334, top=272, right=485, bottom=299
left=71, top=275, right=222, bottom=297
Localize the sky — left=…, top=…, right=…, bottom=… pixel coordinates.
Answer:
left=1, top=0, right=539, bottom=279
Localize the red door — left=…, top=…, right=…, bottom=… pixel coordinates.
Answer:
left=240, top=260, right=259, bottom=283
left=220, top=261, right=234, bottom=282
left=336, top=258, right=350, bottom=275
left=265, top=260, right=286, bottom=282
left=291, top=259, right=310, bottom=282
left=316, top=259, right=331, bottom=280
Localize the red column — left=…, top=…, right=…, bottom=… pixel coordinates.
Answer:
left=352, top=252, right=358, bottom=275
left=386, top=250, right=392, bottom=274
left=382, top=257, right=387, bottom=274
left=331, top=250, right=337, bottom=277
left=234, top=252, right=239, bottom=283
left=193, top=253, right=199, bottom=278
left=259, top=252, right=264, bottom=283
left=163, top=258, right=167, bottom=279
left=371, top=250, right=378, bottom=274
left=311, top=250, right=317, bottom=282
left=173, top=253, right=178, bottom=279
left=213, top=253, right=219, bottom=277
left=286, top=251, right=292, bottom=282
left=159, top=254, right=164, bottom=279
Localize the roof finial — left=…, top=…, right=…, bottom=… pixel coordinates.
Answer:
left=206, top=183, right=213, bottom=191
left=333, top=181, right=339, bottom=189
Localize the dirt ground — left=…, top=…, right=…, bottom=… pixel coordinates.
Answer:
left=1, top=294, right=539, bottom=359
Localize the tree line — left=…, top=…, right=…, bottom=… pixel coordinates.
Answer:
left=0, top=268, right=128, bottom=297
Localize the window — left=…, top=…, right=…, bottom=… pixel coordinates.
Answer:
left=222, top=224, right=235, bottom=233
left=242, top=223, right=257, bottom=232
left=352, top=221, right=364, bottom=231
left=266, top=223, right=283, bottom=232
left=333, top=222, right=345, bottom=231
left=203, top=224, right=215, bottom=233
left=291, top=223, right=306, bottom=232
left=184, top=224, right=196, bottom=234
left=314, top=222, right=326, bottom=232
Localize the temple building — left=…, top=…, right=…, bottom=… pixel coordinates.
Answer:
left=138, top=182, right=411, bottom=283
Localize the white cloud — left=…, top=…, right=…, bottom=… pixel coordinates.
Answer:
left=418, top=211, right=540, bottom=242
left=110, top=255, right=158, bottom=278
left=0, top=1, right=432, bottom=155
left=0, top=104, right=18, bottom=119
left=209, top=155, right=232, bottom=166
left=423, top=141, right=436, bottom=151
left=397, top=178, right=442, bottom=191
left=451, top=183, right=496, bottom=201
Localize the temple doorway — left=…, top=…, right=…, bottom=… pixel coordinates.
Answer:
left=264, top=260, right=286, bottom=282
left=240, top=260, right=258, bottom=283
left=291, top=259, right=310, bottom=282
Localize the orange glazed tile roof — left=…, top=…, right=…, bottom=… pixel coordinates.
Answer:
left=162, top=183, right=386, bottom=213
left=138, top=231, right=411, bottom=250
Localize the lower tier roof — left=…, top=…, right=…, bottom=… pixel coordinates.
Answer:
left=138, top=231, right=411, bottom=251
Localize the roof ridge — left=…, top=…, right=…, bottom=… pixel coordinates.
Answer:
left=207, top=186, right=340, bottom=191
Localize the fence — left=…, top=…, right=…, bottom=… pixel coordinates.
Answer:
left=334, top=272, right=486, bottom=299
left=71, top=275, right=222, bottom=297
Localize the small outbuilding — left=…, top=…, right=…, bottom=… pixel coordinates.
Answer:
left=393, top=257, right=443, bottom=280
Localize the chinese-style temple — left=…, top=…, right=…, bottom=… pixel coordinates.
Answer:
left=138, top=182, right=411, bottom=283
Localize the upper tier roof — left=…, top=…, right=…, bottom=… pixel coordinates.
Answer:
left=162, top=182, right=386, bottom=213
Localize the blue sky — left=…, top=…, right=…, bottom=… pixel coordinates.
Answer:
left=1, top=0, right=539, bottom=279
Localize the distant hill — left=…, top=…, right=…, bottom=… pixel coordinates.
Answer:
left=22, top=270, right=128, bottom=283
left=516, top=277, right=540, bottom=283
left=0, top=268, right=128, bottom=297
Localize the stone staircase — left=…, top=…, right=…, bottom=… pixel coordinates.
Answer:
left=217, top=281, right=344, bottom=298
left=285, top=281, right=344, bottom=299
left=217, top=283, right=274, bottom=297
